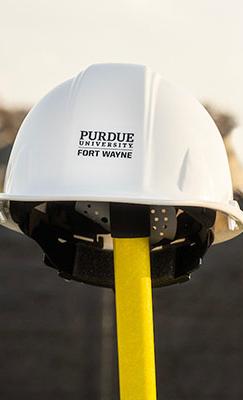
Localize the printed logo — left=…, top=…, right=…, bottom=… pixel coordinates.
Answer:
left=77, top=130, right=134, bottom=159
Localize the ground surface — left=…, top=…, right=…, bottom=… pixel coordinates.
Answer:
left=0, top=227, right=243, bottom=399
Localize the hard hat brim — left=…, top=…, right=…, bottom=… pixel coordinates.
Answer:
left=0, top=192, right=242, bottom=244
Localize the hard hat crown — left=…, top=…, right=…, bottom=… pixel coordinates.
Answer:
left=2, top=63, right=232, bottom=206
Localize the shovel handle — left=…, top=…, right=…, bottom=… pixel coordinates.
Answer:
left=113, top=237, right=157, bottom=400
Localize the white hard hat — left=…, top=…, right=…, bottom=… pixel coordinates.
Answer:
left=0, top=63, right=242, bottom=287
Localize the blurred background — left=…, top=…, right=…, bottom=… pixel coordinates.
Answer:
left=0, top=1, right=243, bottom=399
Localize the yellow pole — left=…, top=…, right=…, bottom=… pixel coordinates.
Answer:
left=113, top=237, right=157, bottom=400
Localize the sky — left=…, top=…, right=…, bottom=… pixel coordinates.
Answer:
left=0, top=0, right=243, bottom=150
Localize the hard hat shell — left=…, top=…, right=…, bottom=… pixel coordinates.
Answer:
left=0, top=63, right=243, bottom=244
